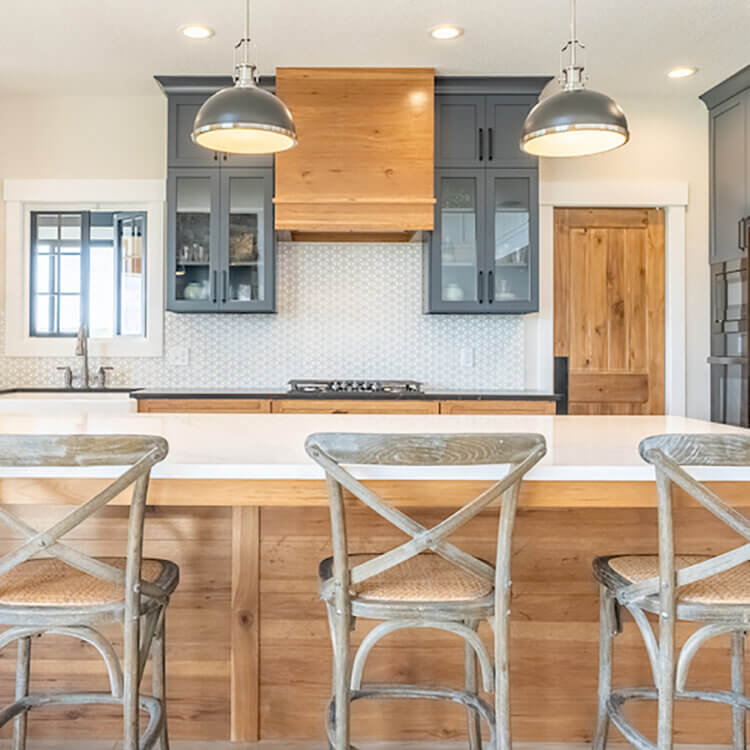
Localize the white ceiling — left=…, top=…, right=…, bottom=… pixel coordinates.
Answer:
left=2, top=0, right=748, bottom=98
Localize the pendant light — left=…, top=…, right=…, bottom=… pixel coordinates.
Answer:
left=521, top=0, right=629, bottom=158
left=191, top=0, right=297, bottom=155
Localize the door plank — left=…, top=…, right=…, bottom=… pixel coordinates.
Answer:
left=569, top=227, right=590, bottom=369
left=588, top=228, right=609, bottom=370
left=568, top=373, right=649, bottom=403
left=625, top=228, right=648, bottom=372
left=554, top=209, right=571, bottom=357
left=565, top=207, right=650, bottom=229
left=607, top=229, right=627, bottom=370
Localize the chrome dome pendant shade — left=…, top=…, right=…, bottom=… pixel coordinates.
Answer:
left=521, top=0, right=629, bottom=158
left=191, top=0, right=297, bottom=155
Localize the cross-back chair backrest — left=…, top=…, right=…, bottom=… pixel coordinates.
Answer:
left=306, top=432, right=546, bottom=602
left=0, top=434, right=169, bottom=608
left=619, top=433, right=750, bottom=606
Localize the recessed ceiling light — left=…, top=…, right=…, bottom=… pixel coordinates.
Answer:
left=430, top=25, right=464, bottom=40
left=180, top=24, right=215, bottom=40
left=668, top=66, right=698, bottom=79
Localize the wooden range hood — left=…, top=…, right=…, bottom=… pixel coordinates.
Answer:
left=274, top=68, right=435, bottom=237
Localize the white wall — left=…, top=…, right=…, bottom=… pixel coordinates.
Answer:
left=539, top=94, right=709, bottom=418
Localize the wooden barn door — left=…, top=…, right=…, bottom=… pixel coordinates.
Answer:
left=554, top=208, right=665, bottom=415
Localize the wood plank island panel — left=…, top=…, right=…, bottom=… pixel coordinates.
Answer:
left=0, top=500, right=746, bottom=743
left=259, top=505, right=747, bottom=743
left=0, top=506, right=232, bottom=740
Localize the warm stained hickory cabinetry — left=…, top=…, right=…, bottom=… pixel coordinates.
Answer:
left=427, top=79, right=548, bottom=314
left=158, top=78, right=276, bottom=313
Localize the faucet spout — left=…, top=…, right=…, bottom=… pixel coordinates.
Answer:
left=75, top=324, right=90, bottom=389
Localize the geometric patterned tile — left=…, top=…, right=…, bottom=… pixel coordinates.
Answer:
left=0, top=242, right=524, bottom=391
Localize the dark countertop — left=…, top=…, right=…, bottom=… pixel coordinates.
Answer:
left=129, top=388, right=561, bottom=402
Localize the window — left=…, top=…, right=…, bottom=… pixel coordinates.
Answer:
left=30, top=210, right=146, bottom=338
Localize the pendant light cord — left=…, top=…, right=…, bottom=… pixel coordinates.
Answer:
left=570, top=0, right=576, bottom=69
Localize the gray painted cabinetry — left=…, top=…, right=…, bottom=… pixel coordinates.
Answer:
left=428, top=80, right=546, bottom=314
left=159, top=80, right=276, bottom=313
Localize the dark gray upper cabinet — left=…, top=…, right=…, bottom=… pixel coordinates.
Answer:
left=158, top=77, right=277, bottom=313
left=435, top=96, right=487, bottom=168
left=485, top=96, right=538, bottom=168
left=168, top=93, right=274, bottom=169
left=428, top=79, right=546, bottom=314
left=701, top=66, right=750, bottom=264
left=708, top=93, right=748, bottom=263
left=435, top=91, right=539, bottom=169
left=167, top=167, right=275, bottom=313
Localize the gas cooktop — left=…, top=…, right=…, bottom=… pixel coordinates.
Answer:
left=288, top=379, right=423, bottom=396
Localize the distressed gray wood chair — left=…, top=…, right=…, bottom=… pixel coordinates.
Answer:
left=305, top=432, right=547, bottom=750
left=0, top=434, right=179, bottom=750
left=592, top=433, right=750, bottom=750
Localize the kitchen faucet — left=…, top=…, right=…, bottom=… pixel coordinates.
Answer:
left=75, top=323, right=90, bottom=390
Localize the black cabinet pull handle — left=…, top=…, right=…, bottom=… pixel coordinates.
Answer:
left=222, top=270, right=228, bottom=303
left=223, top=153, right=228, bottom=161
left=213, top=152, right=219, bottom=162
left=478, top=270, right=484, bottom=303
left=740, top=219, right=745, bottom=250
left=745, top=217, right=750, bottom=251
left=212, top=271, right=217, bottom=303
left=478, top=128, right=484, bottom=161
left=488, top=270, right=494, bottom=303
left=488, top=128, right=494, bottom=161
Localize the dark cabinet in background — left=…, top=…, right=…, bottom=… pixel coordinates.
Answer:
left=702, top=66, right=750, bottom=424
left=427, top=78, right=547, bottom=314
left=157, top=77, right=277, bottom=313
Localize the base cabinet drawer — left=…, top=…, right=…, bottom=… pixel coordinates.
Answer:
left=270, top=399, right=440, bottom=415
left=438, top=400, right=556, bottom=415
left=137, top=399, right=272, bottom=414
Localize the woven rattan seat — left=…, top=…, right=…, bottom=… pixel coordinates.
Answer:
left=0, top=557, right=177, bottom=608
left=320, top=553, right=494, bottom=603
left=597, top=554, right=750, bottom=606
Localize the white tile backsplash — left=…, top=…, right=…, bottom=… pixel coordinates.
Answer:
left=0, top=242, right=524, bottom=391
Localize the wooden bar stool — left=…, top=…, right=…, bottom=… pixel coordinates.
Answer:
left=592, top=433, right=750, bottom=750
left=306, top=431, right=547, bottom=750
left=0, top=434, right=179, bottom=750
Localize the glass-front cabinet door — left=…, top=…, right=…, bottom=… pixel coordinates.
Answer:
left=220, top=169, right=274, bottom=312
left=167, top=169, right=220, bottom=312
left=430, top=170, right=486, bottom=312
left=485, top=168, right=539, bottom=313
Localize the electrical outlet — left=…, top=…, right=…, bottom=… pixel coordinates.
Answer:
left=166, top=346, right=189, bottom=367
left=459, top=346, right=475, bottom=368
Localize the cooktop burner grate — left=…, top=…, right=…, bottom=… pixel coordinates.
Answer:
left=288, top=379, right=423, bottom=395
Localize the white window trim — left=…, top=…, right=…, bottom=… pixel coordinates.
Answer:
left=3, top=179, right=165, bottom=357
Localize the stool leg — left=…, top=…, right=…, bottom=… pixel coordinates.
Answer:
left=329, top=602, right=351, bottom=750
left=152, top=611, right=170, bottom=750
left=464, top=619, right=482, bottom=750
left=593, top=585, right=616, bottom=750
left=732, top=630, right=747, bottom=750
left=12, top=636, right=31, bottom=750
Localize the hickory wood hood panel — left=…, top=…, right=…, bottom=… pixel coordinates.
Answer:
left=274, top=67, right=435, bottom=233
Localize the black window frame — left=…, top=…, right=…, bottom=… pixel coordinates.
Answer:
left=30, top=210, right=147, bottom=338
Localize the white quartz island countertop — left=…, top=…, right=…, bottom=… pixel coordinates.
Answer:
left=0, top=397, right=747, bottom=481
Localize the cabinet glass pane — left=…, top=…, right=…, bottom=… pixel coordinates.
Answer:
left=439, top=177, right=479, bottom=303
left=492, top=177, right=531, bottom=302
left=227, top=177, right=265, bottom=303
left=175, top=176, right=212, bottom=302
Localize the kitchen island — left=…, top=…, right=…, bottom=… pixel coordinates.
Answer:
left=0, top=407, right=747, bottom=744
